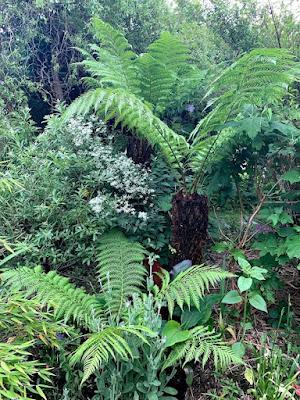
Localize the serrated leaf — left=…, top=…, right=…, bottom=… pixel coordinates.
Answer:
left=238, top=277, right=252, bottom=292
left=221, top=290, right=242, bottom=305
left=249, top=293, right=268, bottom=313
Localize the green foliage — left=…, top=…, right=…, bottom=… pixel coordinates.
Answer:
left=0, top=341, right=52, bottom=400
left=246, top=339, right=300, bottom=399
left=2, top=231, right=238, bottom=394
left=0, top=291, right=69, bottom=399
left=70, top=326, right=150, bottom=384
left=156, top=265, right=233, bottom=315
left=65, top=19, right=299, bottom=195
left=0, top=112, right=167, bottom=269
left=2, top=266, right=106, bottom=330
left=97, top=230, right=147, bottom=320
left=190, top=49, right=299, bottom=178
left=163, top=325, right=242, bottom=370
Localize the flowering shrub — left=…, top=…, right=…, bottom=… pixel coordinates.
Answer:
left=0, top=113, right=170, bottom=269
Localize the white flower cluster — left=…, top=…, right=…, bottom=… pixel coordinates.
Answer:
left=60, top=117, right=154, bottom=221
left=66, top=116, right=107, bottom=147
left=89, top=142, right=154, bottom=220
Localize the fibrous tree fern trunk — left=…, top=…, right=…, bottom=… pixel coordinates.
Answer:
left=171, top=191, right=208, bottom=265
left=126, top=135, right=153, bottom=165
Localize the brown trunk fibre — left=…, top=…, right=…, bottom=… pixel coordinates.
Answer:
left=126, top=135, right=153, bottom=165
left=171, top=192, right=208, bottom=265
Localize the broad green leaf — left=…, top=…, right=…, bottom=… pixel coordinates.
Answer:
left=239, top=116, right=262, bottom=139
left=237, top=257, right=252, bottom=274
left=232, top=342, right=246, bottom=357
left=249, top=267, right=267, bottom=281
left=285, top=235, right=300, bottom=259
left=162, top=321, right=191, bottom=347
left=164, top=386, right=178, bottom=395
left=148, top=393, right=159, bottom=400
left=249, top=293, right=268, bottom=313
left=237, top=277, right=253, bottom=292
left=281, top=169, right=300, bottom=184
left=221, top=290, right=242, bottom=305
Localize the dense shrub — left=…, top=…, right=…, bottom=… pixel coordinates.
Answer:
left=0, top=112, right=173, bottom=269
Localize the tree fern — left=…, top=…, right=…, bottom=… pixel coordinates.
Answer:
left=138, top=32, right=201, bottom=115
left=70, top=325, right=151, bottom=384
left=97, top=230, right=147, bottom=321
left=192, top=48, right=299, bottom=138
left=62, top=87, right=189, bottom=168
left=79, top=17, right=140, bottom=94
left=156, top=265, right=233, bottom=316
left=1, top=266, right=106, bottom=330
left=189, top=48, right=299, bottom=181
left=163, top=326, right=242, bottom=370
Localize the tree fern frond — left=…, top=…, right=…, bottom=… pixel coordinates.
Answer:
left=78, top=17, right=140, bottom=94
left=189, top=127, right=236, bottom=175
left=138, top=32, right=192, bottom=114
left=61, top=88, right=189, bottom=168
left=1, top=266, right=106, bottom=330
left=138, top=52, right=175, bottom=115
left=97, top=230, right=147, bottom=320
left=163, top=326, right=242, bottom=370
left=192, top=48, right=299, bottom=139
left=70, top=325, right=151, bottom=384
left=147, top=32, right=189, bottom=73
left=157, top=265, right=233, bottom=316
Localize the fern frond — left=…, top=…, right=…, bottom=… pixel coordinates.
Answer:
left=163, top=326, right=242, bottom=370
left=147, top=32, right=189, bottom=73
left=138, top=32, right=191, bottom=114
left=189, top=127, right=236, bottom=174
left=97, top=230, right=147, bottom=320
left=192, top=48, right=299, bottom=138
left=138, top=52, right=175, bottom=114
left=157, top=265, right=233, bottom=316
left=188, top=49, right=299, bottom=186
left=70, top=325, right=151, bottom=384
left=80, top=17, right=140, bottom=94
left=1, top=266, right=106, bottom=330
left=62, top=88, right=189, bottom=168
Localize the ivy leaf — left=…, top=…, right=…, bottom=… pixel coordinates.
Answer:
left=281, top=169, right=300, bottom=184
left=249, top=293, right=268, bottom=313
left=238, top=277, right=253, bottom=292
left=222, top=290, right=242, bottom=305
